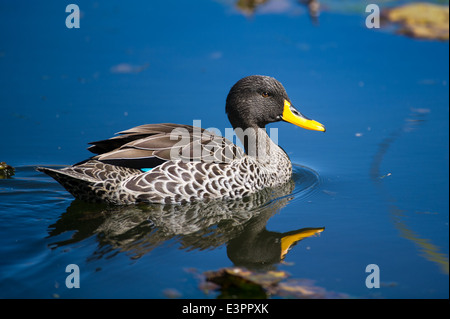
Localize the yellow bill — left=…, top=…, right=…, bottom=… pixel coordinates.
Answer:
left=280, top=227, right=325, bottom=259
left=282, top=100, right=326, bottom=132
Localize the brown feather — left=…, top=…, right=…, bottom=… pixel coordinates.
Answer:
left=87, top=123, right=244, bottom=169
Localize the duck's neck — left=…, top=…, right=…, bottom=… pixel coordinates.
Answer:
left=234, top=127, right=284, bottom=162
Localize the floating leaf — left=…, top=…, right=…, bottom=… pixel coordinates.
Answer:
left=202, top=266, right=348, bottom=299
left=204, top=267, right=288, bottom=298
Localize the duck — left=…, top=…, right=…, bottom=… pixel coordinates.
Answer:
left=37, top=75, right=325, bottom=205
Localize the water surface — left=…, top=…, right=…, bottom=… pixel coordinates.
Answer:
left=0, top=0, right=448, bottom=299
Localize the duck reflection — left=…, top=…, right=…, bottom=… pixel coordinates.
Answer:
left=47, top=179, right=324, bottom=267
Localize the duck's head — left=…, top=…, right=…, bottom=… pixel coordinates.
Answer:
left=226, top=75, right=325, bottom=132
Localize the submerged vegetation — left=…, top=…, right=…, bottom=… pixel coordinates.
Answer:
left=0, top=162, right=15, bottom=179
left=231, top=0, right=450, bottom=40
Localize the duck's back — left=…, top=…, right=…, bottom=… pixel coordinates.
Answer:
left=38, top=123, right=293, bottom=205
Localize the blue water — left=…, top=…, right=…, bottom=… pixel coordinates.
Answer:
left=0, top=0, right=448, bottom=299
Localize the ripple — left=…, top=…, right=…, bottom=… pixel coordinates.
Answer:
left=290, top=163, right=321, bottom=202
left=0, top=165, right=72, bottom=206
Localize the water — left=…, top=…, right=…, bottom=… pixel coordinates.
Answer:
left=0, top=0, right=448, bottom=299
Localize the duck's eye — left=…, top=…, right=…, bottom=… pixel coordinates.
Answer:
left=262, top=92, right=270, bottom=98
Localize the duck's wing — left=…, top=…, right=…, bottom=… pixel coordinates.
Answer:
left=87, top=123, right=192, bottom=154
left=87, top=123, right=245, bottom=169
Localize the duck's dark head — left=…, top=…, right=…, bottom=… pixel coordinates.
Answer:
left=225, top=75, right=325, bottom=132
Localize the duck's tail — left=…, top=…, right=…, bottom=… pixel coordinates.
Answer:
left=37, top=160, right=140, bottom=204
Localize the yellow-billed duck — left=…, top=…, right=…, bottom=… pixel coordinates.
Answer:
left=37, top=75, right=325, bottom=204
